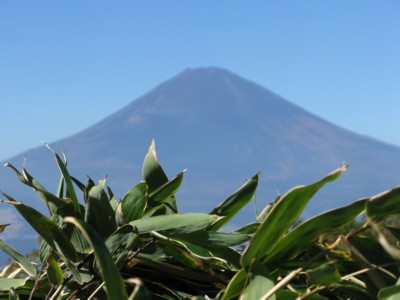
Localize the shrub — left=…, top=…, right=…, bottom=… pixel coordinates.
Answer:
left=0, top=140, right=399, bottom=299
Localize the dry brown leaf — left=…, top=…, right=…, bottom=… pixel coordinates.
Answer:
left=0, top=224, right=11, bottom=233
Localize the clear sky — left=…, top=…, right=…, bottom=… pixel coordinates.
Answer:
left=1, top=1, right=399, bottom=161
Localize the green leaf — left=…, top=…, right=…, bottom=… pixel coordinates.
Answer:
left=2, top=193, right=78, bottom=263
left=265, top=199, right=366, bottom=264
left=64, top=217, right=128, bottom=300
left=105, top=225, right=138, bottom=269
left=242, top=260, right=275, bottom=300
left=0, top=278, right=27, bottom=291
left=157, top=240, right=211, bottom=273
left=335, top=283, right=374, bottom=300
left=118, top=182, right=148, bottom=224
left=130, top=213, right=220, bottom=235
left=54, top=242, right=83, bottom=284
left=57, top=171, right=65, bottom=198
left=241, top=166, right=346, bottom=267
left=169, top=237, right=242, bottom=270
left=148, top=170, right=185, bottom=204
left=4, top=163, right=73, bottom=216
left=0, top=239, right=36, bottom=277
left=208, top=173, right=258, bottom=231
left=9, top=288, right=20, bottom=300
left=70, top=226, right=92, bottom=255
left=85, top=180, right=117, bottom=239
left=3, top=162, right=32, bottom=188
left=274, top=290, right=298, bottom=300
left=142, top=140, right=177, bottom=214
left=235, top=222, right=260, bottom=234
left=47, top=255, right=64, bottom=286
left=307, top=262, right=341, bottom=286
left=221, top=268, right=246, bottom=300
left=145, top=171, right=185, bottom=215
left=209, top=245, right=243, bottom=270
left=71, top=176, right=86, bottom=193
left=45, top=144, right=81, bottom=214
left=366, top=187, right=400, bottom=220
left=175, top=231, right=250, bottom=248
left=378, top=279, right=400, bottom=300
left=142, top=140, right=169, bottom=193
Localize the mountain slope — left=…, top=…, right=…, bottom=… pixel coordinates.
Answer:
left=1, top=67, right=399, bottom=257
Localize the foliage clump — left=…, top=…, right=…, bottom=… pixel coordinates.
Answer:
left=0, top=140, right=400, bottom=299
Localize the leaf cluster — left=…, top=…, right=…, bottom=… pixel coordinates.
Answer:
left=0, top=141, right=399, bottom=299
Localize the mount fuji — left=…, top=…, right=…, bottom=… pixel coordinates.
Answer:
left=1, top=67, right=399, bottom=258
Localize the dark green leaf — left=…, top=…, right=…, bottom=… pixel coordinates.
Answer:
left=105, top=225, right=138, bottom=269
left=4, top=163, right=73, bottom=216
left=241, top=166, right=346, bottom=267
left=235, top=222, right=260, bottom=234
left=378, top=279, right=400, bottom=300
left=70, top=226, right=92, bottom=255
left=45, top=144, right=81, bottom=214
left=242, top=260, right=275, bottom=300
left=265, top=199, right=366, bottom=264
left=2, top=193, right=78, bottom=263
left=307, top=262, right=341, bottom=286
left=118, top=182, right=148, bottom=224
left=9, top=288, right=19, bottom=300
left=85, top=180, right=117, bottom=239
left=142, top=139, right=169, bottom=193
left=366, top=187, right=400, bottom=220
left=175, top=231, right=250, bottom=248
left=221, top=268, right=246, bottom=300
left=209, top=173, right=258, bottom=231
left=142, top=140, right=178, bottom=215
left=71, top=176, right=86, bottom=193
left=130, top=213, right=220, bottom=235
left=65, top=217, right=128, bottom=300
left=54, top=242, right=83, bottom=284
left=275, top=290, right=298, bottom=300
left=47, top=255, right=63, bottom=286
left=147, top=170, right=184, bottom=205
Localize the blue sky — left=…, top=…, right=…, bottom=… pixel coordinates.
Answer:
left=1, top=1, right=399, bottom=161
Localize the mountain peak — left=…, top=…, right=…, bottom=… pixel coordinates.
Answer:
left=178, top=66, right=233, bottom=78
left=120, top=66, right=297, bottom=121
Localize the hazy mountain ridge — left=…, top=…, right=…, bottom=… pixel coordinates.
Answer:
left=1, top=67, right=399, bottom=258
